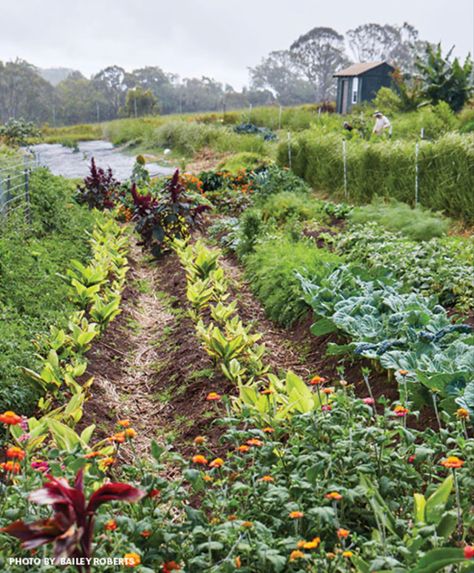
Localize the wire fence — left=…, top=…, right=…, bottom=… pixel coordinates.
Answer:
left=0, top=153, right=39, bottom=227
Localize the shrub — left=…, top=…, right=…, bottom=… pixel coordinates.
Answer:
left=349, top=198, right=450, bottom=241
left=217, top=152, right=272, bottom=173
left=251, top=165, right=310, bottom=205
left=261, top=192, right=327, bottom=225
left=244, top=236, right=343, bottom=326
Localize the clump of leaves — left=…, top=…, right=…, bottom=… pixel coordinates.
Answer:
left=76, top=158, right=121, bottom=210
left=132, top=169, right=211, bottom=257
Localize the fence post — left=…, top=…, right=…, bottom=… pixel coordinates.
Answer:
left=287, top=131, right=292, bottom=169
left=24, top=168, right=32, bottom=225
left=414, top=142, right=419, bottom=207
left=342, top=139, right=348, bottom=200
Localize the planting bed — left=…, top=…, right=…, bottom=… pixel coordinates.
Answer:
left=0, top=157, right=472, bottom=573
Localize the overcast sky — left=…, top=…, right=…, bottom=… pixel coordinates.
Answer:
left=1, top=0, right=473, bottom=88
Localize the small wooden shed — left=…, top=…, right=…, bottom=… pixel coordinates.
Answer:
left=334, top=61, right=395, bottom=114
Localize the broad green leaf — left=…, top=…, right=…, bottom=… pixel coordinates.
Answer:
left=425, top=475, right=453, bottom=525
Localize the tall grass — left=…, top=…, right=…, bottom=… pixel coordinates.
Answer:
left=278, top=131, right=474, bottom=222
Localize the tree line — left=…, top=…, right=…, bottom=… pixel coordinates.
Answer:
left=0, top=22, right=471, bottom=125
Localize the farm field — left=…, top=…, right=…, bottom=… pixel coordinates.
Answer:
left=0, top=114, right=473, bottom=572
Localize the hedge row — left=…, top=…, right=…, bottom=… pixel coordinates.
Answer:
left=277, top=132, right=474, bottom=221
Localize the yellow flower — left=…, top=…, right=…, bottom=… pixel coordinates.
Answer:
left=342, top=551, right=353, bottom=558
left=289, top=550, right=305, bottom=561
left=192, top=454, right=208, bottom=466
left=124, top=428, right=137, bottom=439
left=124, top=552, right=141, bottom=567
left=117, top=419, right=131, bottom=427
left=456, top=408, right=469, bottom=420
left=303, top=537, right=320, bottom=549
left=209, top=457, right=224, bottom=468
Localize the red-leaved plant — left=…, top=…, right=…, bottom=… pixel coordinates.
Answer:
left=1, top=469, right=145, bottom=572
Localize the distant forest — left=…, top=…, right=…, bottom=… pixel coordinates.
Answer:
left=0, top=22, right=431, bottom=125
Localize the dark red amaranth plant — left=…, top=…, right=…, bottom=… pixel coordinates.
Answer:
left=1, top=469, right=145, bottom=572
left=76, top=158, right=121, bottom=210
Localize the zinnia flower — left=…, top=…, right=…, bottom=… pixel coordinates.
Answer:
left=31, top=460, right=49, bottom=473
left=0, top=461, right=21, bottom=473
left=310, top=375, right=326, bottom=386
left=342, top=551, right=353, bottom=558
left=192, top=454, right=208, bottom=465
left=289, top=511, right=304, bottom=519
left=140, top=530, right=152, bottom=538
left=241, top=521, right=253, bottom=528
left=363, top=397, right=375, bottom=405
left=108, top=432, right=126, bottom=443
left=440, top=456, right=464, bottom=469
left=0, top=411, right=22, bottom=425
left=124, top=428, right=137, bottom=439
left=325, top=492, right=343, bottom=501
left=193, top=436, right=206, bottom=444
left=337, top=528, right=350, bottom=539
left=456, top=408, right=469, bottom=420
left=206, top=392, right=221, bottom=401
left=117, top=419, right=131, bottom=427
left=408, top=455, right=416, bottom=464
left=162, top=562, right=181, bottom=573
left=322, top=388, right=334, bottom=395
left=303, top=537, right=320, bottom=549
left=262, top=427, right=274, bottom=433
left=261, top=475, right=274, bottom=482
left=237, top=445, right=250, bottom=453
left=124, top=552, right=141, bottom=567
left=209, top=458, right=224, bottom=468
left=104, top=519, right=117, bottom=531
left=322, top=405, right=332, bottom=412
left=289, top=550, right=305, bottom=561
left=393, top=405, right=409, bottom=417
left=6, top=446, right=25, bottom=460
left=246, top=438, right=263, bottom=447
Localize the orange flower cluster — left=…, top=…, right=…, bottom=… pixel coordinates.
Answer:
left=192, top=455, right=208, bottom=466
left=104, top=519, right=117, bottom=531
left=124, top=552, right=141, bottom=568
left=297, top=537, right=320, bottom=550
left=337, top=528, right=350, bottom=539
left=6, top=446, right=25, bottom=460
left=0, top=461, right=21, bottom=473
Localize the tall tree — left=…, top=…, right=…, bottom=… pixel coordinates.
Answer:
left=249, top=50, right=314, bottom=105
left=416, top=44, right=473, bottom=112
left=122, top=87, right=158, bottom=117
left=92, top=66, right=130, bottom=119
left=290, top=27, right=348, bottom=101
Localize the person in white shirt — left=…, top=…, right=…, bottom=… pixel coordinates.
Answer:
left=372, top=111, right=392, bottom=137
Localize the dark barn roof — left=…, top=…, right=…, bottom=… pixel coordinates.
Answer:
left=333, top=61, right=394, bottom=77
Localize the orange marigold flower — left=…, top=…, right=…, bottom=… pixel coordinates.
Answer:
left=261, top=475, right=274, bottom=483
left=289, top=511, right=304, bottom=519
left=0, top=461, right=21, bottom=473
left=393, top=405, right=409, bottom=417
left=206, top=392, right=221, bottom=401
left=192, top=454, right=208, bottom=465
left=325, top=491, right=343, bottom=501
left=193, top=436, right=206, bottom=444
left=262, top=427, right=274, bottom=433
left=237, top=445, right=250, bottom=453
left=124, top=552, right=141, bottom=567
left=310, top=375, right=327, bottom=386
left=337, top=528, right=350, bottom=539
left=124, top=428, right=137, bottom=439
left=0, top=411, right=22, bottom=425
left=117, top=419, right=131, bottom=427
left=342, top=551, right=353, bottom=558
left=108, top=432, right=126, bottom=443
left=241, top=521, right=253, bottom=528
left=209, top=457, right=224, bottom=468
left=303, top=537, right=320, bottom=549
left=464, top=546, right=474, bottom=559
left=456, top=408, right=469, bottom=420
left=246, top=438, right=263, bottom=447
left=140, top=530, right=152, bottom=538
left=104, top=519, right=117, bottom=531
left=289, top=550, right=305, bottom=561
left=6, top=446, right=25, bottom=460
left=440, top=456, right=464, bottom=469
